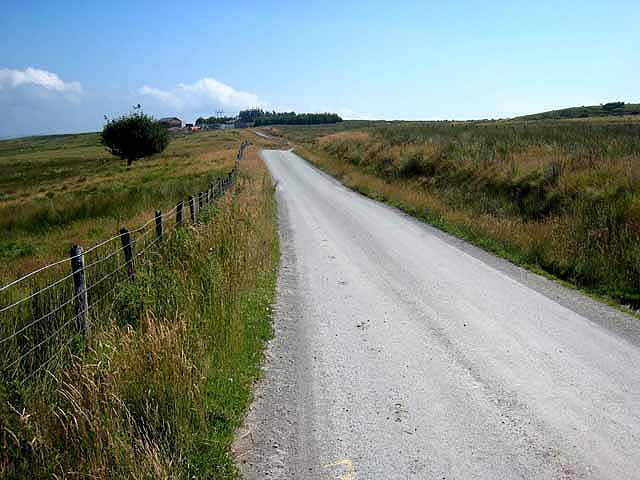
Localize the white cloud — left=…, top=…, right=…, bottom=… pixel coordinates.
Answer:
left=139, top=85, right=181, bottom=108
left=0, top=67, right=82, bottom=93
left=139, top=78, right=261, bottom=111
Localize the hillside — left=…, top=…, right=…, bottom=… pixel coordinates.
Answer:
left=515, top=101, right=640, bottom=120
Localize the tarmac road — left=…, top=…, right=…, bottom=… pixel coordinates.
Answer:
left=234, top=149, right=640, bottom=479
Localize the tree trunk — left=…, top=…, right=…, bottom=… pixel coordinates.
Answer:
left=127, top=157, right=132, bottom=167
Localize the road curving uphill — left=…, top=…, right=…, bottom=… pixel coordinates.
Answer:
left=235, top=149, right=640, bottom=479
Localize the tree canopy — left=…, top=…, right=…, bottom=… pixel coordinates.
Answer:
left=195, top=116, right=234, bottom=126
left=238, top=109, right=342, bottom=126
left=102, top=110, right=169, bottom=166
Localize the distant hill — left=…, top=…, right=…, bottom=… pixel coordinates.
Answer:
left=514, top=102, right=640, bottom=120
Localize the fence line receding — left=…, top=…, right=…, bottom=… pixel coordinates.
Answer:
left=0, top=141, right=250, bottom=383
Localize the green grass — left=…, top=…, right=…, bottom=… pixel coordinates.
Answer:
left=1, top=134, right=281, bottom=478
left=0, top=131, right=279, bottom=479
left=0, top=130, right=252, bottom=282
left=270, top=119, right=640, bottom=311
left=514, top=101, right=640, bottom=120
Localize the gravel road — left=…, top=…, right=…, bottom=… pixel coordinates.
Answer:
left=234, top=149, right=640, bottom=479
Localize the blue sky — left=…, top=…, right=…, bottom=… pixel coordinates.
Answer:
left=0, top=0, right=638, bottom=137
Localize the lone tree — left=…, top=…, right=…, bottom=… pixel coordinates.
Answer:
left=102, top=107, right=169, bottom=166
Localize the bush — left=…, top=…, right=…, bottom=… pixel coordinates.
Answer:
left=102, top=111, right=169, bottom=166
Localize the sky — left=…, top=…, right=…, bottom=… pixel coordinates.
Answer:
left=0, top=0, right=638, bottom=138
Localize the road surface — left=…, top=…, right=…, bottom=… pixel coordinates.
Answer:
left=234, top=149, right=640, bottom=479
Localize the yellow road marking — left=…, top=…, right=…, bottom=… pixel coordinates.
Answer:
left=324, top=458, right=356, bottom=480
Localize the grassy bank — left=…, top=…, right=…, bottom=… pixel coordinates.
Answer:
left=1, top=142, right=280, bottom=478
left=269, top=120, right=640, bottom=311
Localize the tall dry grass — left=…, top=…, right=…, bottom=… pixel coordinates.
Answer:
left=286, top=120, right=640, bottom=308
left=1, top=147, right=279, bottom=478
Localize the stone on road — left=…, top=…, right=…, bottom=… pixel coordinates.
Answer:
left=234, top=149, right=640, bottom=479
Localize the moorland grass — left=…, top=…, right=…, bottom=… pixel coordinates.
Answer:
left=272, top=119, right=640, bottom=310
left=1, top=146, right=279, bottom=478
left=0, top=130, right=248, bottom=281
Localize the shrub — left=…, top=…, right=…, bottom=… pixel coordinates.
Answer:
left=102, top=110, right=169, bottom=166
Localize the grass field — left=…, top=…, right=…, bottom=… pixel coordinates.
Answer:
left=0, top=130, right=256, bottom=281
left=1, top=131, right=281, bottom=478
left=268, top=118, right=640, bottom=311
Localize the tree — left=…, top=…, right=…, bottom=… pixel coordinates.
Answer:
left=102, top=108, right=169, bottom=166
left=239, top=109, right=343, bottom=126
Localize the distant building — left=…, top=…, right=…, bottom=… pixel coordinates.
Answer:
left=218, top=118, right=248, bottom=130
left=158, top=117, right=182, bottom=128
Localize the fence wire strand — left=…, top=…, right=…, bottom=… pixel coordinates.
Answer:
left=22, top=335, right=77, bottom=383
left=7, top=313, right=79, bottom=370
left=2, top=141, right=249, bottom=382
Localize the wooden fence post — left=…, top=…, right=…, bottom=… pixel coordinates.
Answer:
left=188, top=195, right=196, bottom=223
left=69, top=245, right=89, bottom=338
left=176, top=201, right=184, bottom=227
left=155, top=210, right=163, bottom=241
left=198, top=191, right=203, bottom=211
left=120, top=227, right=135, bottom=281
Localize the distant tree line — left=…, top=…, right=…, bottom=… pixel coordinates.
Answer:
left=238, top=109, right=343, bottom=126
left=195, top=116, right=234, bottom=126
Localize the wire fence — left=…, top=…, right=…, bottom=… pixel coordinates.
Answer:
left=0, top=141, right=250, bottom=383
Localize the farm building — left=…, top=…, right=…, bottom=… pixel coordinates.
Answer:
left=158, top=117, right=182, bottom=128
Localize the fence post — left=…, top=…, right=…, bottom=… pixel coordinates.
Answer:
left=188, top=195, right=196, bottom=223
left=120, top=227, right=136, bottom=281
left=176, top=201, right=183, bottom=227
left=155, top=210, right=163, bottom=241
left=198, top=191, right=203, bottom=211
left=69, top=245, right=89, bottom=338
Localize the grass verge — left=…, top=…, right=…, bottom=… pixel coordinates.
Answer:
left=290, top=141, right=640, bottom=318
left=1, top=146, right=279, bottom=478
